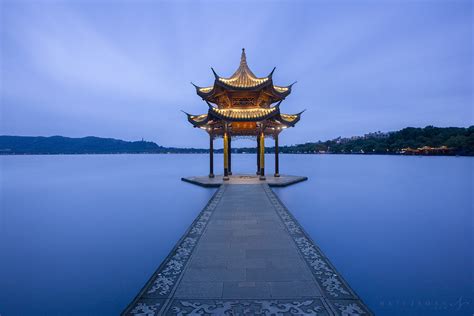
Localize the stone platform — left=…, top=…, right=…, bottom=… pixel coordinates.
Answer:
left=181, top=174, right=308, bottom=187
left=123, top=183, right=372, bottom=315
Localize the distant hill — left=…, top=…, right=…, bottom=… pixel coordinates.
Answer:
left=229, top=126, right=474, bottom=156
left=0, top=136, right=206, bottom=154
left=280, top=126, right=474, bottom=156
left=1, top=126, right=473, bottom=155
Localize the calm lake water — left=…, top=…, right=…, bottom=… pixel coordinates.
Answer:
left=0, top=154, right=472, bottom=315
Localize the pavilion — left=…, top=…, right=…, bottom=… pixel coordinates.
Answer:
left=184, top=49, right=303, bottom=180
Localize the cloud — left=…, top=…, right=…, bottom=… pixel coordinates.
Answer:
left=1, top=0, right=472, bottom=147
left=4, top=3, right=170, bottom=102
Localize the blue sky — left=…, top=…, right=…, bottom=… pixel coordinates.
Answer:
left=1, top=0, right=472, bottom=147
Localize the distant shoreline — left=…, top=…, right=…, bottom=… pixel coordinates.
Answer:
left=0, top=152, right=469, bottom=157
left=1, top=126, right=473, bottom=156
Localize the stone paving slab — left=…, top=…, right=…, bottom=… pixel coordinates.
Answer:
left=181, top=174, right=308, bottom=187
left=122, top=184, right=372, bottom=315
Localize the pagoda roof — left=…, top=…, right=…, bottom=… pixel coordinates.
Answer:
left=192, top=49, right=294, bottom=103
left=196, top=83, right=292, bottom=97
left=210, top=107, right=278, bottom=122
left=185, top=49, right=303, bottom=135
left=215, top=49, right=270, bottom=89
left=185, top=104, right=303, bottom=128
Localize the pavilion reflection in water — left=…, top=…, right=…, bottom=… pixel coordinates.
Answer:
left=184, top=49, right=303, bottom=180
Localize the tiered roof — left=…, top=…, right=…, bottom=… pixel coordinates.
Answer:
left=185, top=49, right=303, bottom=136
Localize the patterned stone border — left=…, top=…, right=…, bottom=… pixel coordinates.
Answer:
left=122, top=185, right=226, bottom=316
left=167, top=298, right=331, bottom=315
left=262, top=184, right=373, bottom=316
left=124, top=184, right=373, bottom=315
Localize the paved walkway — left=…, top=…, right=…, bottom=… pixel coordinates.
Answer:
left=123, top=184, right=372, bottom=315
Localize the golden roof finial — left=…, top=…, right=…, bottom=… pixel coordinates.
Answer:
left=241, top=48, right=247, bottom=65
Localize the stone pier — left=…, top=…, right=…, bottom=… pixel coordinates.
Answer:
left=123, top=179, right=372, bottom=315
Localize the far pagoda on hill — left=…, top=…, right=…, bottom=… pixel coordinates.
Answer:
left=184, top=49, right=304, bottom=180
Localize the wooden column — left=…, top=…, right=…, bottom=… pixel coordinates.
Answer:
left=274, top=134, right=280, bottom=177
left=256, top=135, right=260, bottom=175
left=259, top=132, right=266, bottom=180
left=223, top=132, right=229, bottom=180
left=228, top=135, right=232, bottom=175
left=209, top=134, right=214, bottom=178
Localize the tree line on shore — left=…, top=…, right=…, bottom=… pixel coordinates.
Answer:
left=243, top=126, right=474, bottom=156
left=1, top=126, right=473, bottom=156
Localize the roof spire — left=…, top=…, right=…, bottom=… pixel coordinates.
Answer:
left=241, top=48, right=247, bottom=65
